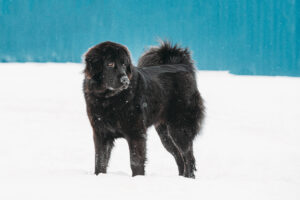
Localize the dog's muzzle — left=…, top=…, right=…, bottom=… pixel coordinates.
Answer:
left=104, top=75, right=130, bottom=98
left=120, top=75, right=130, bottom=88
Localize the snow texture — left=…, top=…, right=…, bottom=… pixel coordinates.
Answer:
left=0, top=63, right=299, bottom=200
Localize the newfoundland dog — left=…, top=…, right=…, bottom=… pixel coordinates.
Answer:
left=83, top=41, right=205, bottom=178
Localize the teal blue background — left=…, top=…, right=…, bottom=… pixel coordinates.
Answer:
left=0, top=0, right=299, bottom=76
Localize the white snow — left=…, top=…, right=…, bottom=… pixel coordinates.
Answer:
left=0, top=63, right=299, bottom=200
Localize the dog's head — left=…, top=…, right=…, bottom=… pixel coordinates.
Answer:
left=84, top=41, right=133, bottom=97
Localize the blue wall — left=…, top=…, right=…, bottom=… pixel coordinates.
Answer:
left=0, top=0, right=299, bottom=76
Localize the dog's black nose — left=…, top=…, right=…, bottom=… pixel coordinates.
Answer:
left=120, top=76, right=130, bottom=85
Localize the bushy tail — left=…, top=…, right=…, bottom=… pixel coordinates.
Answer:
left=137, top=41, right=195, bottom=70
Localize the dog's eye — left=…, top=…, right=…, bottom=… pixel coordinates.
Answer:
left=107, top=62, right=115, bottom=68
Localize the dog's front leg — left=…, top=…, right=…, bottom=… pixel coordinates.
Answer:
left=127, top=136, right=146, bottom=176
left=93, top=131, right=114, bottom=175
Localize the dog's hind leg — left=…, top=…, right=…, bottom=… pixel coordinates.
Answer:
left=155, top=123, right=185, bottom=176
left=168, top=125, right=197, bottom=178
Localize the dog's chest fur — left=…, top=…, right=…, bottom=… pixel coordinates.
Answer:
left=87, top=93, right=146, bottom=136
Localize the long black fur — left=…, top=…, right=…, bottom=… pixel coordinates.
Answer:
left=83, top=41, right=205, bottom=178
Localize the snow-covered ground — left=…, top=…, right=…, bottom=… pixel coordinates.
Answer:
left=0, top=63, right=299, bottom=200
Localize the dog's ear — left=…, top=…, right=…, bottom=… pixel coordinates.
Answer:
left=84, top=54, right=102, bottom=78
left=84, top=55, right=97, bottom=78
left=84, top=57, right=93, bottom=79
left=122, top=47, right=134, bottom=79
left=126, top=63, right=134, bottom=80
left=127, top=63, right=132, bottom=74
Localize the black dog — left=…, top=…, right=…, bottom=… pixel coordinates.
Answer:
left=83, top=41, right=205, bottom=178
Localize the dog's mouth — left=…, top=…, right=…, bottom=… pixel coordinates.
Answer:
left=96, top=84, right=128, bottom=98
left=92, top=85, right=128, bottom=98
left=91, top=75, right=130, bottom=98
